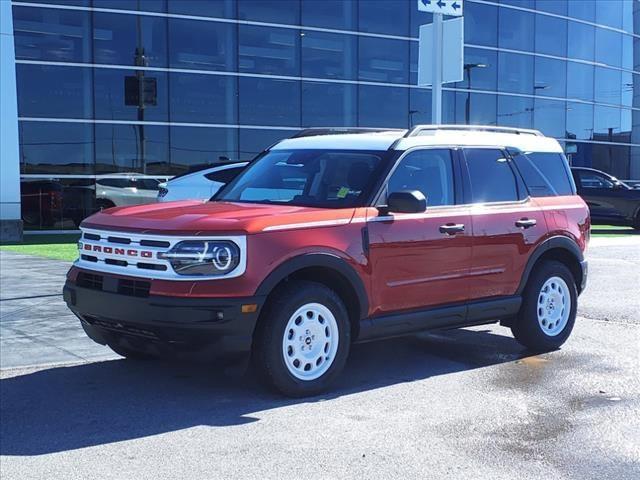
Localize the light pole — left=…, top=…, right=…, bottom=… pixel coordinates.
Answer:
left=463, top=63, right=486, bottom=124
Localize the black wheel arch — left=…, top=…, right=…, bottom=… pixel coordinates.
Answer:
left=517, top=236, right=585, bottom=295
left=255, top=253, right=369, bottom=335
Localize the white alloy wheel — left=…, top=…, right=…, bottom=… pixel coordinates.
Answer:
left=537, top=276, right=571, bottom=336
left=282, top=302, right=339, bottom=381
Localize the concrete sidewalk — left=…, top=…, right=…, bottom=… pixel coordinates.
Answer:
left=0, top=251, right=115, bottom=369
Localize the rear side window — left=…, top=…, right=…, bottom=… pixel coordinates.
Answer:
left=204, top=167, right=244, bottom=184
left=512, top=152, right=575, bottom=196
left=464, top=149, right=520, bottom=203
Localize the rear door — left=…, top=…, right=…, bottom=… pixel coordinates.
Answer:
left=462, top=148, right=547, bottom=300
left=367, top=148, right=472, bottom=315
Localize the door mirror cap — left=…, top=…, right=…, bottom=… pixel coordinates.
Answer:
left=382, top=190, right=427, bottom=214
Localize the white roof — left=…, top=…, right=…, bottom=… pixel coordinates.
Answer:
left=270, top=126, right=563, bottom=154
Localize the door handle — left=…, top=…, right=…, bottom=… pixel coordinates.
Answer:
left=439, top=223, right=465, bottom=235
left=515, top=218, right=537, bottom=229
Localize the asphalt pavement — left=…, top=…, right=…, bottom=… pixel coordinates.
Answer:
left=0, top=238, right=638, bottom=479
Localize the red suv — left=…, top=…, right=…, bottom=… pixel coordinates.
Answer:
left=64, top=126, right=589, bottom=396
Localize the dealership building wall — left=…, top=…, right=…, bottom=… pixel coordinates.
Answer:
left=0, top=0, right=639, bottom=237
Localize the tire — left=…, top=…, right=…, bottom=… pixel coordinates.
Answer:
left=253, top=281, right=351, bottom=397
left=632, top=213, right=640, bottom=231
left=511, top=260, right=577, bottom=352
left=107, top=342, right=154, bottom=360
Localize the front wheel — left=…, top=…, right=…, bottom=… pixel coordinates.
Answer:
left=253, top=281, right=351, bottom=397
left=511, top=261, right=577, bottom=351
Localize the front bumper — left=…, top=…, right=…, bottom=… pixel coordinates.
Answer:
left=63, top=278, right=264, bottom=360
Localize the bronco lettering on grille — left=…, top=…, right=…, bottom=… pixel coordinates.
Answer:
left=83, top=244, right=153, bottom=258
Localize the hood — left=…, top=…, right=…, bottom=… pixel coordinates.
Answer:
left=81, top=200, right=356, bottom=235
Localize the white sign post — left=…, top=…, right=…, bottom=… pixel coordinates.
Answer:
left=416, top=0, right=464, bottom=124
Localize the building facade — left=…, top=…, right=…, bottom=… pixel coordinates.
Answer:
left=1, top=0, right=639, bottom=234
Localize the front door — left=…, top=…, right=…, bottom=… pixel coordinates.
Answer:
left=367, top=148, right=472, bottom=316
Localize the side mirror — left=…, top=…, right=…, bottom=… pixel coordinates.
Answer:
left=382, top=190, right=427, bottom=214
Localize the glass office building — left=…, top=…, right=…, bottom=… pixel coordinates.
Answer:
left=6, top=0, right=640, bottom=230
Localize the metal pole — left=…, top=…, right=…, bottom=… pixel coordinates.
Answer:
left=431, top=13, right=443, bottom=125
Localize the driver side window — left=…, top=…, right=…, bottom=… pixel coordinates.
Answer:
left=387, top=149, right=455, bottom=206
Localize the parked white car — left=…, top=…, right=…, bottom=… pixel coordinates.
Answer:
left=157, top=162, right=248, bottom=202
left=95, top=174, right=168, bottom=209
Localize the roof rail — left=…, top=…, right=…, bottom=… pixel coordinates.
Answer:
left=290, top=127, right=405, bottom=139
left=405, top=125, right=544, bottom=137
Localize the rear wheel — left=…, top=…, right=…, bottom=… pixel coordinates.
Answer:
left=633, top=213, right=640, bottom=231
left=511, top=261, right=577, bottom=351
left=253, top=281, right=350, bottom=397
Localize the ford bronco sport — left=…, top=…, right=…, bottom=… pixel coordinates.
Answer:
left=64, top=125, right=589, bottom=396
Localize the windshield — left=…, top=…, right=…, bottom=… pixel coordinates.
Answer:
left=216, top=149, right=388, bottom=208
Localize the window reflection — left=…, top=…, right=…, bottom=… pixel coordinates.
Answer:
left=535, top=0, right=567, bottom=15
left=94, top=124, right=169, bottom=174
left=239, top=129, right=297, bottom=161
left=596, top=29, right=622, bottom=68
left=533, top=99, right=566, bottom=138
left=566, top=103, right=594, bottom=140
left=19, top=121, right=94, bottom=174
left=458, top=48, right=497, bottom=91
left=465, top=2, right=498, bottom=47
left=568, top=22, right=595, bottom=62
left=168, top=0, right=235, bottom=17
left=498, top=8, right=534, bottom=51
left=238, top=0, right=300, bottom=24
left=359, top=37, right=408, bottom=84
left=498, top=52, right=533, bottom=94
left=302, top=82, right=357, bottom=127
left=13, top=7, right=92, bottom=62
left=409, top=88, right=432, bottom=126
left=238, top=77, right=300, bottom=127
left=239, top=25, right=299, bottom=76
left=169, top=73, right=237, bottom=124
left=17, top=64, right=93, bottom=118
left=566, top=63, right=594, bottom=102
left=595, top=0, right=623, bottom=29
left=359, top=0, right=409, bottom=36
left=534, top=57, right=566, bottom=98
left=170, top=127, right=238, bottom=172
left=98, top=0, right=167, bottom=12
left=454, top=92, right=497, bottom=126
left=302, top=31, right=357, bottom=80
left=593, top=106, right=621, bottom=137
left=535, top=15, right=567, bottom=57
left=94, top=68, right=168, bottom=121
left=169, top=19, right=236, bottom=71
left=497, top=95, right=533, bottom=128
left=93, top=12, right=167, bottom=67
left=594, top=68, right=622, bottom=106
left=568, top=0, right=595, bottom=21
left=301, top=0, right=357, bottom=30
left=359, top=86, right=408, bottom=128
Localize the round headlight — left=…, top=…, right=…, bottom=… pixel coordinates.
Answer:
left=159, top=240, right=240, bottom=276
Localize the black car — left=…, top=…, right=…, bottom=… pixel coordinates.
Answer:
left=571, top=167, right=640, bottom=230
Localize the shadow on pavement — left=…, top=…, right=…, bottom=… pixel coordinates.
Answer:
left=1, top=327, right=529, bottom=456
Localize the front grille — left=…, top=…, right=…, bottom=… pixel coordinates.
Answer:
left=118, top=279, right=151, bottom=298
left=76, top=227, right=245, bottom=280
left=77, top=272, right=103, bottom=290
